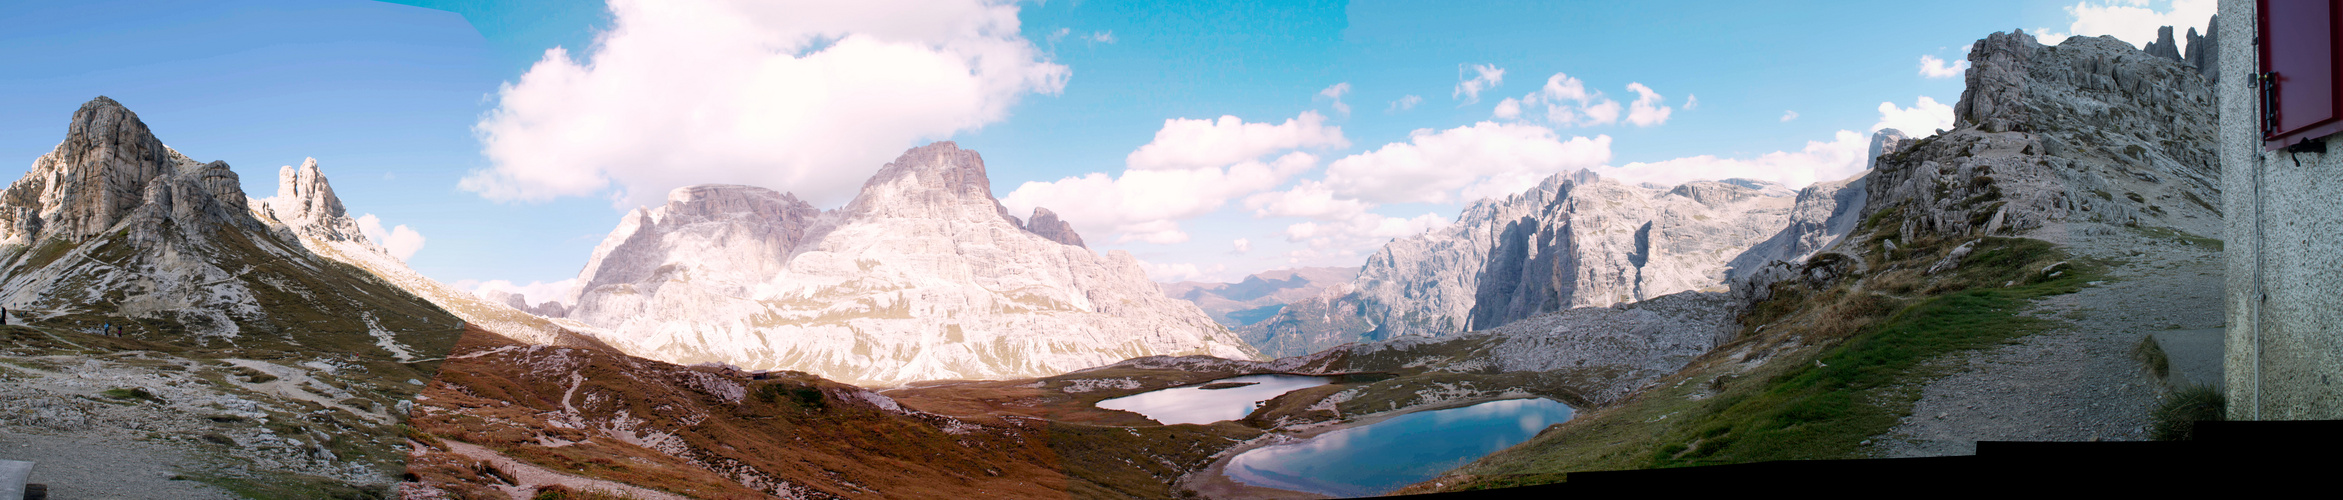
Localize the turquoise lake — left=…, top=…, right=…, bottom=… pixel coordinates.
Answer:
left=1093, top=374, right=1330, bottom=425
left=1223, top=398, right=1575, bottom=498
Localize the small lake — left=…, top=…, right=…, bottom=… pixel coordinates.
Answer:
left=1094, top=374, right=1330, bottom=425
left=1223, top=398, right=1575, bottom=498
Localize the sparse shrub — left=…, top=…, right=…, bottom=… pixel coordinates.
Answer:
left=102, top=387, right=156, bottom=401
left=2150, top=385, right=2224, bottom=441
left=2132, top=336, right=2171, bottom=380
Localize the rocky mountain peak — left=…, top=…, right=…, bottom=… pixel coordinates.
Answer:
left=270, top=158, right=346, bottom=222
left=2144, top=25, right=2182, bottom=61
left=563, top=141, right=1254, bottom=386
left=1023, top=207, right=1086, bottom=248
left=1, top=96, right=180, bottom=244
left=844, top=141, right=1019, bottom=225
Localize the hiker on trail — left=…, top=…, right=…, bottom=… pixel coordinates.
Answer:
left=102, top=322, right=111, bottom=337
left=2, top=307, right=8, bottom=326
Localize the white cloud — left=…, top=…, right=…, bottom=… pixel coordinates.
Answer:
left=1320, top=121, right=1613, bottom=204
left=1781, top=110, right=1799, bottom=122
left=1232, top=238, right=1251, bottom=254
left=1388, top=94, right=1423, bottom=112
left=1137, top=260, right=1225, bottom=283
left=1277, top=211, right=1449, bottom=261
left=1319, top=82, right=1351, bottom=116
left=1492, top=97, right=1522, bottom=120
left=354, top=214, right=426, bottom=261
left=1624, top=82, right=1672, bottom=127
left=1004, top=112, right=1345, bottom=244
left=462, top=0, right=1069, bottom=208
left=2038, top=0, right=2214, bottom=51
left=1606, top=130, right=1871, bottom=189
left=1684, top=94, right=1699, bottom=110
left=1873, top=96, right=1956, bottom=135
left=1919, top=54, right=1970, bottom=78
left=1453, top=63, right=1505, bottom=104
left=1085, top=30, right=1116, bottom=44
left=1600, top=94, right=1957, bottom=189
left=465, top=278, right=580, bottom=308
left=1124, top=111, right=1348, bottom=171
left=1508, top=72, right=1624, bottom=127
left=1244, top=179, right=1376, bottom=219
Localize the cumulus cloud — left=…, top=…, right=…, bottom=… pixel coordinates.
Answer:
left=1873, top=96, right=1956, bottom=135
left=1084, top=30, right=1116, bottom=44
left=354, top=214, right=426, bottom=261
left=1124, top=111, right=1347, bottom=170
left=2037, top=0, right=2214, bottom=51
left=1624, top=82, right=1672, bottom=127
left=1598, top=94, right=1957, bottom=189
left=1781, top=110, right=1800, bottom=122
left=1492, top=97, right=1523, bottom=120
left=1684, top=94, right=1699, bottom=110
left=1453, top=64, right=1505, bottom=104
left=1319, top=82, right=1351, bottom=116
left=1232, top=238, right=1251, bottom=254
left=1320, top=121, right=1613, bottom=204
left=1919, top=54, right=1970, bottom=78
left=1136, top=260, right=1225, bottom=283
left=1004, top=112, right=1346, bottom=244
left=1504, top=72, right=1625, bottom=127
left=462, top=0, right=1069, bottom=208
left=1388, top=95, right=1423, bottom=113
left=464, top=278, right=580, bottom=308
left=1604, top=130, right=1871, bottom=189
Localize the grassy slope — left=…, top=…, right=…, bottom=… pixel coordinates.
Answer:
left=1428, top=233, right=2103, bottom=490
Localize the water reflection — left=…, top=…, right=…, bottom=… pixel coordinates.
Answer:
left=1094, top=374, right=1330, bottom=425
left=1224, top=398, right=1574, bottom=498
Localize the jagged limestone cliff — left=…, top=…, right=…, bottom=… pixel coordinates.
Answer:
left=561, top=142, right=1258, bottom=387
left=1240, top=171, right=1802, bottom=357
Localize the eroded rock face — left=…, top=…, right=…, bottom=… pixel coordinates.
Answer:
left=1240, top=170, right=1796, bottom=357
left=1898, top=30, right=2220, bottom=244
left=564, top=142, right=1258, bottom=387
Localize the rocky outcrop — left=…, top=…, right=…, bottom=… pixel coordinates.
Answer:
left=1021, top=207, right=1086, bottom=248
left=1239, top=170, right=1795, bottom=357
left=1911, top=30, right=2220, bottom=244
left=2185, top=16, right=2218, bottom=81
left=2144, top=26, right=2182, bottom=61
left=247, top=158, right=615, bottom=349
left=563, top=142, right=1258, bottom=387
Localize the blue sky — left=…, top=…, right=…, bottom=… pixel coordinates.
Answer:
left=0, top=0, right=2215, bottom=301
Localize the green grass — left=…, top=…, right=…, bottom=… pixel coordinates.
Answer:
left=101, top=387, right=158, bottom=401
left=1436, top=237, right=2100, bottom=489
left=193, top=473, right=390, bottom=500
left=1647, top=239, right=2095, bottom=467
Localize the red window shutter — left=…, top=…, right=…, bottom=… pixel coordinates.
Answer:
left=2262, top=0, right=2343, bottom=149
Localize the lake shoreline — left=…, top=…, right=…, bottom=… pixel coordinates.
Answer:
left=1176, top=395, right=1565, bottom=499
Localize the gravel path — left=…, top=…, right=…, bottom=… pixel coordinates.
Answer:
left=0, top=430, right=237, bottom=499
left=1869, top=223, right=2223, bottom=457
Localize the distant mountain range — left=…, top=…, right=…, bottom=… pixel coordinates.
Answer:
left=1230, top=169, right=1871, bottom=358
left=1161, top=267, right=1357, bottom=327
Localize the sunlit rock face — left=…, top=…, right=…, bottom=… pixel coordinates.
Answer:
left=564, top=142, right=1259, bottom=387
left=1242, top=170, right=1802, bottom=357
